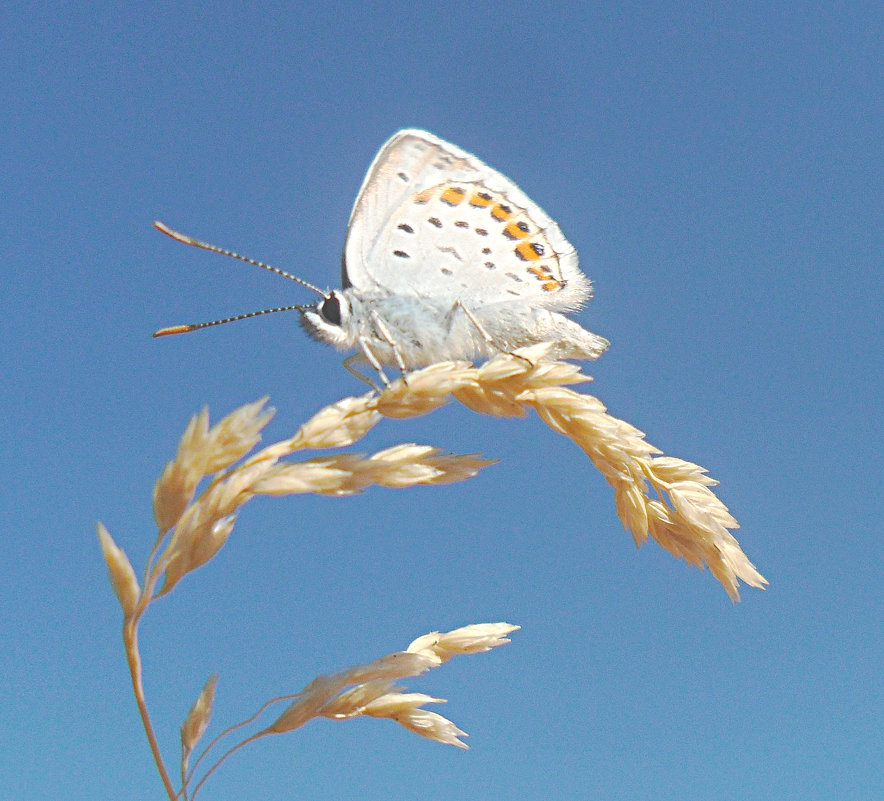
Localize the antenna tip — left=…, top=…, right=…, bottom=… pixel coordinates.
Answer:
left=153, top=221, right=194, bottom=245
left=153, top=324, right=195, bottom=337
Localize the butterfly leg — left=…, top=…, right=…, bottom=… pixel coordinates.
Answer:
left=343, top=353, right=385, bottom=392
left=453, top=301, right=534, bottom=370
left=369, top=310, right=409, bottom=383
left=354, top=336, right=393, bottom=389
left=359, top=326, right=405, bottom=387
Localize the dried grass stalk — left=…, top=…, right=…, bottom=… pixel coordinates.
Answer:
left=103, top=339, right=758, bottom=798
left=254, top=447, right=495, bottom=496
left=104, top=393, right=513, bottom=798
left=141, top=342, right=765, bottom=604
left=147, top=345, right=764, bottom=599
left=360, top=346, right=766, bottom=600
left=153, top=399, right=274, bottom=532
left=146, top=399, right=492, bottom=595
left=264, top=623, right=518, bottom=748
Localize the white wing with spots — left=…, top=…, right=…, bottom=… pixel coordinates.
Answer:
left=342, top=129, right=592, bottom=311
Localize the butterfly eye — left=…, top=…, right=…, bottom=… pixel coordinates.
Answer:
left=319, top=295, right=342, bottom=326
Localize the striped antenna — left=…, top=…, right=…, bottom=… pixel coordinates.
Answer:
left=153, top=221, right=326, bottom=296
left=153, top=305, right=311, bottom=338
left=153, top=221, right=326, bottom=337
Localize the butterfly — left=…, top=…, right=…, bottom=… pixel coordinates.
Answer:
left=155, top=129, right=608, bottom=386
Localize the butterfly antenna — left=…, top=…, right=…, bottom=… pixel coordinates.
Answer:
left=154, top=305, right=312, bottom=337
left=153, top=221, right=327, bottom=296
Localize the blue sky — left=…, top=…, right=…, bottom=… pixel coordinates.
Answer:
left=1, top=2, right=880, bottom=799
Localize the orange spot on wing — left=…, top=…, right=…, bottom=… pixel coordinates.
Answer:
left=542, top=281, right=562, bottom=292
left=413, top=188, right=435, bottom=204
left=504, top=221, right=530, bottom=239
left=441, top=187, right=466, bottom=205
left=491, top=203, right=513, bottom=221
left=516, top=241, right=542, bottom=260
left=469, top=191, right=494, bottom=207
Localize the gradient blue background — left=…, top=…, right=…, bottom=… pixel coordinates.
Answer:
left=2, top=3, right=880, bottom=799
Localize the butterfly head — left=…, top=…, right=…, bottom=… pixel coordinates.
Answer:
left=298, top=289, right=358, bottom=350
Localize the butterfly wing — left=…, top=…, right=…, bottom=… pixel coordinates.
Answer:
left=342, top=130, right=591, bottom=311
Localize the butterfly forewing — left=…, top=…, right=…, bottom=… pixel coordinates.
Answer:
left=342, top=131, right=476, bottom=290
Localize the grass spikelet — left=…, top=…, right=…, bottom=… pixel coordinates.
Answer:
left=97, top=522, right=140, bottom=616
left=266, top=652, right=438, bottom=735
left=288, top=394, right=382, bottom=450
left=262, top=623, right=514, bottom=749
left=152, top=400, right=274, bottom=532
left=181, top=674, right=218, bottom=757
left=407, top=623, right=521, bottom=662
